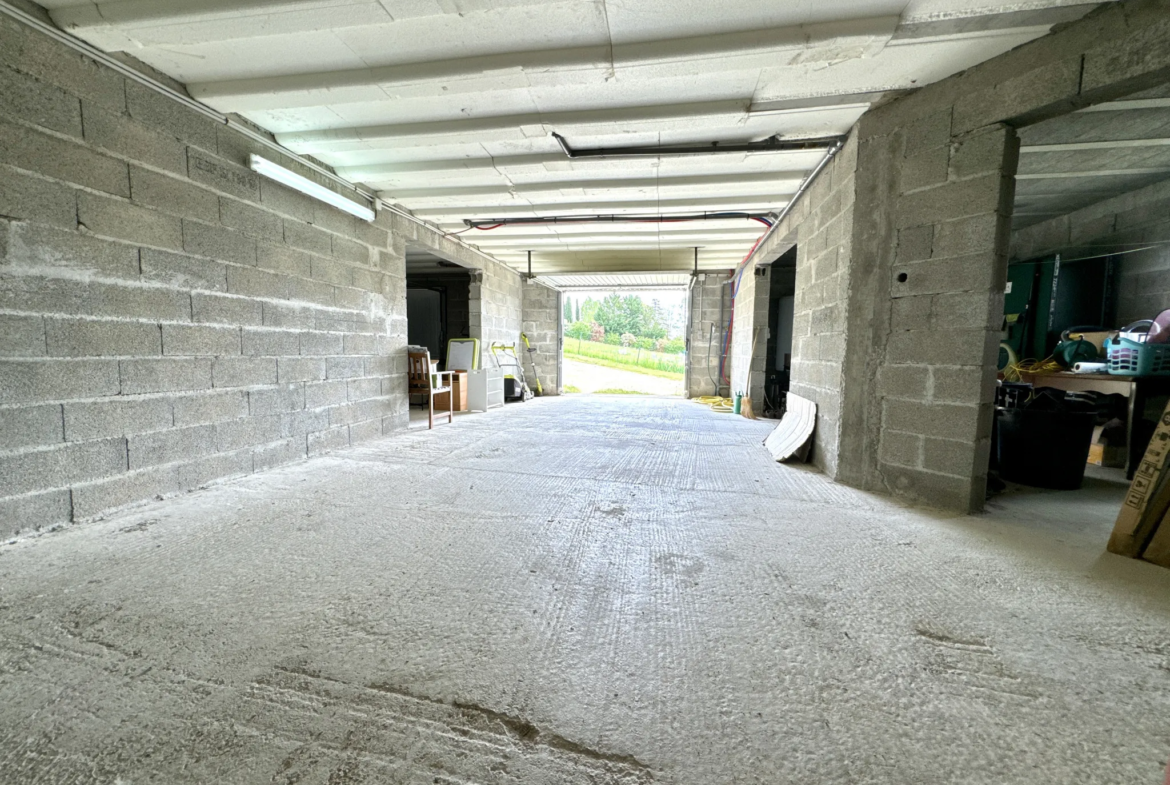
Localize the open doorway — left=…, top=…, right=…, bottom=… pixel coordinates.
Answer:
left=762, top=247, right=797, bottom=418
left=548, top=274, right=688, bottom=397
left=405, top=250, right=471, bottom=369
left=405, top=248, right=474, bottom=427
left=994, top=80, right=1170, bottom=540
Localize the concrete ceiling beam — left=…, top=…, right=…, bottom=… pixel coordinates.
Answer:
left=335, top=149, right=822, bottom=181
left=278, top=100, right=753, bottom=152
left=1015, top=167, right=1170, bottom=179
left=1020, top=138, right=1170, bottom=153
left=380, top=171, right=806, bottom=200
left=47, top=0, right=560, bottom=47
left=412, top=196, right=792, bottom=219
left=188, top=17, right=899, bottom=111
left=1077, top=98, right=1170, bottom=113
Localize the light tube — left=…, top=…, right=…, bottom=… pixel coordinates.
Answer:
left=248, top=154, right=376, bottom=222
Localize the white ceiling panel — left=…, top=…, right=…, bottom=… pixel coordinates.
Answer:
left=39, top=0, right=1109, bottom=274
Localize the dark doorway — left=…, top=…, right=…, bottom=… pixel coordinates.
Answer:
left=763, top=247, right=797, bottom=417
left=405, top=253, right=472, bottom=369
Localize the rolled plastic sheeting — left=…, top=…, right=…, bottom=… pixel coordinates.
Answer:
left=1072, top=361, right=1108, bottom=373
left=764, top=392, right=816, bottom=462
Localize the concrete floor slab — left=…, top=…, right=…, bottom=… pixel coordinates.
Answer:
left=0, top=396, right=1168, bottom=784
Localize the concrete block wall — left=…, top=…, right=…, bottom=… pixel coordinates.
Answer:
left=685, top=272, right=731, bottom=398
left=520, top=281, right=561, bottom=394
left=0, top=12, right=522, bottom=534
left=1011, top=178, right=1170, bottom=325
left=846, top=119, right=1016, bottom=511
left=728, top=134, right=859, bottom=476
left=720, top=0, right=1170, bottom=510
left=829, top=0, right=1170, bottom=511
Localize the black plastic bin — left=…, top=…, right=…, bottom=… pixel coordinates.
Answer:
left=995, top=407, right=1095, bottom=490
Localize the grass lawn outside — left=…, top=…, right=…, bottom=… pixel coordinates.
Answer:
left=563, top=339, right=684, bottom=379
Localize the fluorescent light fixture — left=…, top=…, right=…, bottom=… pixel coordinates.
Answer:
left=248, top=154, right=376, bottom=222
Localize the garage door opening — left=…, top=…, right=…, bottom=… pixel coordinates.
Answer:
left=543, top=274, right=689, bottom=397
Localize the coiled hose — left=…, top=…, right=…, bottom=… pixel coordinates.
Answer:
left=694, top=395, right=735, bottom=412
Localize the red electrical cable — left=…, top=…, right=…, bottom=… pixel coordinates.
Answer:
left=719, top=229, right=770, bottom=384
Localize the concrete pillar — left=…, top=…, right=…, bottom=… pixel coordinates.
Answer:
left=521, top=281, right=561, bottom=395
left=685, top=272, right=731, bottom=398
left=839, top=116, right=1018, bottom=512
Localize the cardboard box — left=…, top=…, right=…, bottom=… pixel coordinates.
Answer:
left=1142, top=510, right=1170, bottom=568
left=1088, top=442, right=1126, bottom=468
left=1107, top=399, right=1170, bottom=557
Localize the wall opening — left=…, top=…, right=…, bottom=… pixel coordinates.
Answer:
left=553, top=278, right=689, bottom=397
left=405, top=249, right=472, bottom=369
left=762, top=247, right=798, bottom=418
left=996, top=79, right=1170, bottom=510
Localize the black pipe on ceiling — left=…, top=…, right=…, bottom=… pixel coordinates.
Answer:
left=463, top=211, right=775, bottom=230
left=550, top=131, right=845, bottom=158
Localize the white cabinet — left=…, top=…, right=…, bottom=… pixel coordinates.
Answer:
left=468, top=367, right=504, bottom=412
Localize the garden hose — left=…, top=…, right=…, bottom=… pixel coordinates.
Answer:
left=694, top=395, right=735, bottom=412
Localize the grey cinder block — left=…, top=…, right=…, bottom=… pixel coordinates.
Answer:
left=216, top=414, right=281, bottom=452
left=0, top=359, right=120, bottom=404
left=130, top=166, right=220, bottom=224
left=183, top=220, right=257, bottom=266
left=310, top=257, right=353, bottom=287
left=5, top=221, right=140, bottom=279
left=349, top=418, right=382, bottom=445
left=0, top=62, right=82, bottom=137
left=249, top=383, right=304, bottom=416
left=283, top=220, right=332, bottom=257
left=193, top=292, right=264, bottom=326
left=46, top=317, right=161, bottom=357
left=307, top=424, right=349, bottom=456
left=278, top=357, right=326, bottom=383
left=1, top=404, right=64, bottom=450
left=300, top=331, right=344, bottom=356
left=0, top=437, right=127, bottom=498
left=177, top=448, right=252, bottom=491
left=304, top=379, right=348, bottom=409
left=65, top=397, right=172, bottom=441
left=242, top=328, right=299, bottom=357
left=70, top=464, right=181, bottom=521
left=162, top=324, right=242, bottom=356
left=253, top=437, right=306, bottom=472
left=326, top=356, right=364, bottom=379
left=129, top=424, right=216, bottom=469
left=141, top=249, right=228, bottom=292
left=220, top=196, right=283, bottom=243
left=212, top=357, right=277, bottom=388
left=0, top=489, right=72, bottom=536
left=172, top=390, right=249, bottom=426
left=0, top=313, right=46, bottom=356
left=186, top=148, right=260, bottom=200
left=86, top=107, right=186, bottom=175
left=120, top=357, right=213, bottom=394
left=126, top=81, right=216, bottom=151
left=0, top=167, right=77, bottom=229
left=0, top=118, right=129, bottom=196
left=257, top=243, right=311, bottom=279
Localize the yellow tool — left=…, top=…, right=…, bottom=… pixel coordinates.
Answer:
left=520, top=332, right=544, bottom=396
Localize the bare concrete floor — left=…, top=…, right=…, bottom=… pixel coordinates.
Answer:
left=1, top=396, right=1168, bottom=784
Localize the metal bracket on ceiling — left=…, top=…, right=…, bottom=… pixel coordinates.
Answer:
left=550, top=131, right=845, bottom=159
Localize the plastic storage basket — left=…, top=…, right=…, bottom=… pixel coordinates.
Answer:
left=1106, top=335, right=1170, bottom=376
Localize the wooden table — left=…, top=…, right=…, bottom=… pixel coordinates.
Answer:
left=1019, top=371, right=1170, bottom=477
